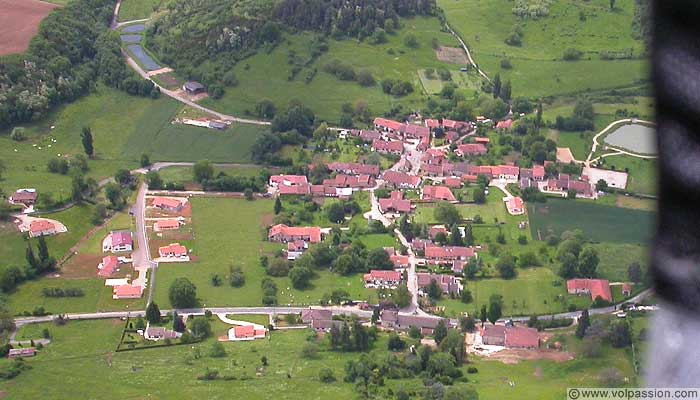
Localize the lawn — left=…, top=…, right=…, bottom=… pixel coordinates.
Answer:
left=438, top=0, right=649, bottom=97
left=200, top=16, right=468, bottom=123
left=153, top=197, right=376, bottom=308
left=357, top=233, right=401, bottom=250
left=158, top=164, right=264, bottom=186
left=118, top=0, right=161, bottom=21
left=528, top=198, right=654, bottom=244
left=593, top=242, right=649, bottom=283
left=2, top=318, right=637, bottom=399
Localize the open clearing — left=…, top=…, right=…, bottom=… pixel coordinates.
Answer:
left=0, top=0, right=58, bottom=56
left=435, top=46, right=468, bottom=64
left=528, top=198, right=654, bottom=244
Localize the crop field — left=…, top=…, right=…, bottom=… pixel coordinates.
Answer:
left=152, top=198, right=375, bottom=309
left=0, top=318, right=637, bottom=399
left=528, top=198, right=654, bottom=244
left=438, top=0, right=649, bottom=97
left=119, top=0, right=161, bottom=21
left=200, top=17, right=469, bottom=123
left=0, top=0, right=58, bottom=56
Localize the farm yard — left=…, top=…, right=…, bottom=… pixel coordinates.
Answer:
left=528, top=198, right=654, bottom=244
left=0, top=0, right=59, bottom=56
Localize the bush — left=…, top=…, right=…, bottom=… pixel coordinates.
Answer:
left=301, top=342, right=318, bottom=359
left=500, top=58, right=512, bottom=69
left=356, top=69, right=375, bottom=86
left=467, top=366, right=478, bottom=374
left=209, top=341, right=227, bottom=358
left=404, top=34, right=419, bottom=48
left=563, top=48, right=583, bottom=61
left=10, top=127, right=26, bottom=141
left=319, top=367, right=336, bottom=383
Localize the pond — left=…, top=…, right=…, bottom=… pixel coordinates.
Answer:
left=127, top=44, right=161, bottom=71
left=121, top=24, right=145, bottom=33
left=603, top=123, right=656, bottom=155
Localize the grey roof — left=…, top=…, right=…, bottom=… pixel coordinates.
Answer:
left=184, top=81, right=205, bottom=91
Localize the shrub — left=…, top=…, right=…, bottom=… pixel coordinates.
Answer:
left=301, top=342, right=318, bottom=359
left=319, top=367, right=336, bottom=383
left=563, top=48, right=583, bottom=61
left=467, top=366, right=478, bottom=374
left=356, top=69, right=375, bottom=86
left=10, top=127, right=26, bottom=141
left=500, top=58, right=512, bottom=69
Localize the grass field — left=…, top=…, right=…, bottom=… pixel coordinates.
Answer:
left=158, top=165, right=263, bottom=186
left=528, top=198, right=654, bottom=244
left=118, top=0, right=160, bottom=21
left=593, top=243, right=649, bottom=282
left=438, top=0, right=649, bottom=97
left=153, top=198, right=375, bottom=308
left=1, top=317, right=638, bottom=399
left=200, top=17, right=473, bottom=123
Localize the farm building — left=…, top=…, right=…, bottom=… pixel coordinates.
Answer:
left=182, top=81, right=205, bottom=94
left=567, top=279, right=612, bottom=302
left=268, top=224, right=322, bottom=243
left=481, top=325, right=540, bottom=349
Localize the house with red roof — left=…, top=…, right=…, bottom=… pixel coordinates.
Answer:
left=496, top=165, right=520, bottom=181
left=622, top=283, right=632, bottom=297
left=417, top=273, right=460, bottom=296
left=424, top=245, right=475, bottom=264
left=327, top=162, right=380, bottom=177
left=29, top=220, right=56, bottom=237
left=228, top=324, right=267, bottom=341
left=374, top=117, right=403, bottom=132
left=268, top=224, right=322, bottom=243
left=474, top=137, right=490, bottom=144
left=428, top=225, right=448, bottom=240
left=287, top=240, right=308, bottom=260
left=422, top=186, right=456, bottom=202
left=98, top=255, right=119, bottom=277
left=112, top=284, right=143, bottom=299
left=455, top=143, right=488, bottom=157
left=481, top=325, right=540, bottom=349
left=382, top=171, right=421, bottom=189
left=417, top=136, right=431, bottom=151
left=350, top=129, right=382, bottom=142
left=372, top=139, right=404, bottom=155
left=496, top=119, right=513, bottom=130
left=445, top=131, right=459, bottom=143
left=545, top=176, right=594, bottom=198
left=269, top=175, right=311, bottom=196
left=390, top=254, right=410, bottom=269
left=444, top=177, right=462, bottom=188
left=9, top=188, right=37, bottom=206
left=363, top=270, right=402, bottom=288
left=425, top=118, right=441, bottom=129
left=152, top=197, right=185, bottom=212
left=400, top=123, right=431, bottom=140
left=567, top=279, right=613, bottom=302
left=158, top=243, right=188, bottom=259
left=378, top=191, right=412, bottom=214
left=102, top=230, right=133, bottom=253
left=505, top=197, right=525, bottom=216
left=154, top=219, right=180, bottom=232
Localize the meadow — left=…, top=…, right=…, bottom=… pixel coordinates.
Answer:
left=118, top=0, right=161, bottom=21
left=200, top=17, right=475, bottom=123
left=437, top=0, right=649, bottom=97
left=0, top=317, right=638, bottom=399
left=152, top=197, right=377, bottom=309
left=528, top=198, right=654, bottom=244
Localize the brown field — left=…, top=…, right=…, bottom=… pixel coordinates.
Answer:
left=0, top=0, right=59, bottom=56
left=485, top=349, right=574, bottom=364
left=435, top=46, right=468, bottom=65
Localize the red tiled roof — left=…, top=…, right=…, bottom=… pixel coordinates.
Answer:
left=327, top=162, right=380, bottom=176
left=29, top=219, right=54, bottom=234
left=422, top=186, right=456, bottom=202
left=401, top=123, right=430, bottom=138
left=155, top=219, right=180, bottom=230
left=113, top=285, right=143, bottom=298
left=506, top=197, right=524, bottom=214
left=11, top=189, right=37, bottom=202
left=111, top=231, right=132, bottom=247
left=425, top=119, right=440, bottom=129
left=152, top=197, right=183, bottom=209
left=567, top=279, right=612, bottom=302
left=269, top=175, right=308, bottom=185
left=498, top=165, right=520, bottom=176
left=444, top=178, right=462, bottom=188
left=158, top=243, right=187, bottom=257
left=533, top=165, right=545, bottom=179
left=496, top=119, right=513, bottom=129
left=383, top=171, right=421, bottom=187
left=268, top=224, right=322, bottom=243
left=98, top=256, right=119, bottom=277
left=374, top=117, right=403, bottom=131
left=424, top=245, right=475, bottom=259
left=379, top=197, right=411, bottom=213
left=474, top=137, right=490, bottom=144
left=456, top=143, right=487, bottom=156
left=372, top=139, right=404, bottom=153
left=428, top=226, right=448, bottom=239
left=363, top=270, right=401, bottom=282
left=390, top=254, right=410, bottom=268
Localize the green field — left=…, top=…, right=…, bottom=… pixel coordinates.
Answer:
left=153, top=197, right=375, bottom=308
left=158, top=164, right=264, bottom=186
left=200, top=17, right=474, bottom=123
left=438, top=0, right=649, bottom=97
left=597, top=155, right=657, bottom=195
left=118, top=0, right=161, bottom=21
left=594, top=243, right=649, bottom=282
left=1, top=318, right=638, bottom=399
left=528, top=198, right=654, bottom=244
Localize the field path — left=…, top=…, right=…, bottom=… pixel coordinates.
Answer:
left=585, top=118, right=656, bottom=166
left=443, top=21, right=490, bottom=82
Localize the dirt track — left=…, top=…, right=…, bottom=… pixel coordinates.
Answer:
left=0, top=0, right=59, bottom=56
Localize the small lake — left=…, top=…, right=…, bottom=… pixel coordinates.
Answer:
left=120, top=35, right=142, bottom=44
left=127, top=45, right=161, bottom=71
left=122, top=24, right=145, bottom=33
left=603, top=123, right=656, bottom=154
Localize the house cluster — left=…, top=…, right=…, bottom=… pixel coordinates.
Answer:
left=479, top=324, right=540, bottom=349
left=268, top=224, right=323, bottom=260
left=269, top=168, right=375, bottom=198
left=566, top=278, right=613, bottom=303
left=96, top=230, right=143, bottom=299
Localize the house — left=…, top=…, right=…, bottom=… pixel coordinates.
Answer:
left=9, top=188, right=37, bottom=206
left=154, top=219, right=180, bottom=232
left=327, top=162, right=380, bottom=177
left=495, top=119, right=513, bottom=130
left=7, top=348, right=35, bottom=359
left=496, top=165, right=520, bottom=181
left=417, top=273, right=460, bottom=296
left=350, top=129, right=382, bottom=142
left=113, top=284, right=143, bottom=299
left=382, top=171, right=421, bottom=189
left=158, top=243, right=188, bottom=258
left=417, top=136, right=431, bottom=151
left=481, top=325, right=540, bottom=349
left=287, top=240, right=308, bottom=260
left=372, top=139, right=404, bottom=155
left=411, top=239, right=433, bottom=252
left=566, top=279, right=613, bottom=302
left=505, top=197, right=525, bottom=215
left=378, top=191, right=412, bottom=214
left=400, top=123, right=431, bottom=140
left=445, top=131, right=459, bottom=143
left=455, top=143, right=488, bottom=157
left=422, top=186, right=456, bottom=202
left=301, top=309, right=340, bottom=333
left=152, top=197, right=184, bottom=212
left=428, top=225, right=448, bottom=240
left=425, top=118, right=441, bottom=130
left=29, top=220, right=56, bottom=237
left=269, top=175, right=311, bottom=196
left=444, top=177, right=462, bottom=188
left=98, top=255, right=119, bottom=277
left=323, top=174, right=374, bottom=190
left=622, top=283, right=632, bottom=297
left=545, top=177, right=594, bottom=198
left=390, top=254, right=410, bottom=269
left=532, top=165, right=546, bottom=180
left=182, top=81, right=205, bottom=94
left=474, top=137, right=490, bottom=145
left=374, top=117, right=403, bottom=133
left=144, top=326, right=182, bottom=341
left=363, top=270, right=402, bottom=288
left=102, top=231, right=133, bottom=253
left=228, top=325, right=268, bottom=341
left=268, top=224, right=322, bottom=243
left=424, top=245, right=475, bottom=264
left=381, top=312, right=446, bottom=335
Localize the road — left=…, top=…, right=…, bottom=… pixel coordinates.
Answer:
left=132, top=182, right=157, bottom=303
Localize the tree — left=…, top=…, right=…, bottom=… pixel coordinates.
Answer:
left=578, top=246, right=599, bottom=278
left=535, top=100, right=543, bottom=131
left=460, top=289, right=473, bottom=304
left=609, top=0, right=616, bottom=10
left=244, top=188, right=253, bottom=200
left=450, top=224, right=463, bottom=246
left=609, top=321, right=632, bottom=348
left=190, top=317, right=211, bottom=339
left=230, top=266, right=245, bottom=287
left=473, top=187, right=486, bottom=204
left=404, top=33, right=419, bottom=48
left=595, top=179, right=608, bottom=192
left=209, top=341, right=227, bottom=357
left=433, top=320, right=448, bottom=344
left=319, top=367, right=336, bottom=383
left=439, top=329, right=466, bottom=364
left=81, top=126, right=94, bottom=157
left=479, top=305, right=488, bottom=326
left=367, top=247, right=393, bottom=270
left=496, top=254, right=516, bottom=279
left=434, top=202, right=461, bottom=225
left=140, top=153, right=151, bottom=167
left=26, top=242, right=38, bottom=271
left=426, top=279, right=442, bottom=300
left=387, top=333, right=406, bottom=351
left=326, top=202, right=346, bottom=223
left=146, top=171, right=163, bottom=189
left=576, top=309, right=590, bottom=338
left=459, top=315, right=476, bottom=333
left=104, top=182, right=123, bottom=209
left=393, top=284, right=412, bottom=308
left=114, top=169, right=131, bottom=186
left=169, top=278, right=197, bottom=308
left=628, top=262, right=642, bottom=283
left=463, top=223, right=474, bottom=246
left=487, top=294, right=503, bottom=324
left=492, top=73, right=502, bottom=99
left=37, top=236, right=50, bottom=263
left=289, top=265, right=313, bottom=289
left=274, top=197, right=282, bottom=215
left=145, top=302, right=161, bottom=324
left=193, top=160, right=214, bottom=183
left=301, top=342, right=319, bottom=358
left=559, top=252, right=578, bottom=279
left=500, top=80, right=512, bottom=102
left=409, top=325, right=422, bottom=339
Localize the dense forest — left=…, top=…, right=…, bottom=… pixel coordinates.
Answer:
left=145, top=0, right=436, bottom=86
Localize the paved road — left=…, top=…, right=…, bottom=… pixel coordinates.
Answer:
left=132, top=182, right=157, bottom=303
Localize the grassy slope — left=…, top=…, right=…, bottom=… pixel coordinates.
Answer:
left=118, top=0, right=160, bottom=21
left=153, top=198, right=375, bottom=309
left=201, top=17, right=469, bottom=123
left=438, top=0, right=648, bottom=97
